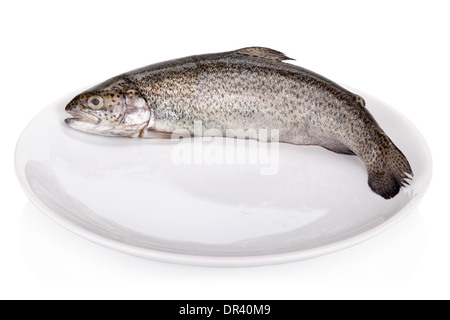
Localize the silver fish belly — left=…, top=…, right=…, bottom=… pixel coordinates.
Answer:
left=65, top=47, right=412, bottom=199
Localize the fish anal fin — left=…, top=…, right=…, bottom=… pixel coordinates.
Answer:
left=236, top=47, right=294, bottom=62
left=321, top=140, right=355, bottom=155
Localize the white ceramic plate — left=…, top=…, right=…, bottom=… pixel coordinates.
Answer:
left=15, top=88, right=432, bottom=266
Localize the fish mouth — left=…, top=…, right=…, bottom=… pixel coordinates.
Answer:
left=65, top=110, right=101, bottom=125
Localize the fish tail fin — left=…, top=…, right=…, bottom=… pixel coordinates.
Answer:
left=367, top=143, right=413, bottom=199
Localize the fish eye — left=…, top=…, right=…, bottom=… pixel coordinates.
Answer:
left=87, top=96, right=103, bottom=109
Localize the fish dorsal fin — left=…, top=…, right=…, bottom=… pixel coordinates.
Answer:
left=236, top=47, right=294, bottom=62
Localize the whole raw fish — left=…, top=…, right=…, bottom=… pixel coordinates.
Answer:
left=65, top=47, right=412, bottom=199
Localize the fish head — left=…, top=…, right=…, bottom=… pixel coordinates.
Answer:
left=65, top=86, right=151, bottom=137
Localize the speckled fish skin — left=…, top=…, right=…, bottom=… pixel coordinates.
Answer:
left=65, top=47, right=412, bottom=199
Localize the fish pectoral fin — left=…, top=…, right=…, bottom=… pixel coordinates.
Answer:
left=139, top=128, right=193, bottom=139
left=139, top=129, right=174, bottom=139
left=321, top=141, right=355, bottom=155
left=236, top=47, right=294, bottom=62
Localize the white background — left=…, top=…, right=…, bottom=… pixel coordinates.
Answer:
left=1, top=0, right=449, bottom=299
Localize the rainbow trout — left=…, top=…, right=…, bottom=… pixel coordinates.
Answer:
left=65, top=47, right=412, bottom=199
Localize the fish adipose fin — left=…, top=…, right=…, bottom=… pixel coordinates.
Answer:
left=236, top=47, right=294, bottom=62
left=367, top=144, right=413, bottom=199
